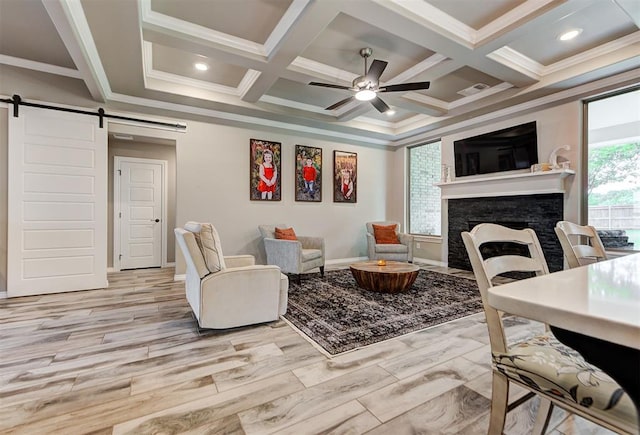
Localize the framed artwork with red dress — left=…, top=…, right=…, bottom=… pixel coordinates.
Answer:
left=250, top=139, right=281, bottom=201
left=295, top=145, right=322, bottom=202
left=333, top=150, right=357, bottom=203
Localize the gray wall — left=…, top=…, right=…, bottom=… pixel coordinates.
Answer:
left=0, top=108, right=7, bottom=292
left=108, top=139, right=177, bottom=267
left=0, top=99, right=585, bottom=290
left=172, top=121, right=391, bottom=273
left=390, top=101, right=582, bottom=263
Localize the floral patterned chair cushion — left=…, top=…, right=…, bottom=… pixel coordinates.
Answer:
left=493, top=333, right=636, bottom=427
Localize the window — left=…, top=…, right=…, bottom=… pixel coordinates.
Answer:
left=408, top=140, right=442, bottom=236
left=585, top=88, right=640, bottom=252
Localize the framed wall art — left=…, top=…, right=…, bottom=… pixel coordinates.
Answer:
left=250, top=138, right=281, bottom=201
left=295, top=145, right=322, bottom=202
left=333, top=150, right=357, bottom=203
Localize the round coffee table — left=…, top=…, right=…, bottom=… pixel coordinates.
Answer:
left=349, top=261, right=420, bottom=293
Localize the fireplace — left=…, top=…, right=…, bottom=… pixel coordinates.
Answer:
left=448, top=193, right=564, bottom=272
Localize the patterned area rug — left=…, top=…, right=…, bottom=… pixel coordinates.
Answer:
left=283, top=268, right=483, bottom=355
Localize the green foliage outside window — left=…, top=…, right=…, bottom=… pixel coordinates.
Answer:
left=588, top=142, right=640, bottom=206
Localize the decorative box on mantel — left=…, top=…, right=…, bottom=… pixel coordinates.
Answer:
left=435, top=169, right=575, bottom=199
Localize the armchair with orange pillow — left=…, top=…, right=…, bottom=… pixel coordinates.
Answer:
left=258, top=224, right=325, bottom=284
left=365, top=221, right=414, bottom=262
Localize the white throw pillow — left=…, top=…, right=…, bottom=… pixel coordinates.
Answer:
left=199, top=223, right=226, bottom=272
left=181, top=231, right=209, bottom=278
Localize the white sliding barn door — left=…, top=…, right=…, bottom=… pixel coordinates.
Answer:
left=7, top=106, right=108, bottom=297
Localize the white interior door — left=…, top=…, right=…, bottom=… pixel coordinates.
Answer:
left=117, top=158, right=164, bottom=270
left=7, top=106, right=108, bottom=297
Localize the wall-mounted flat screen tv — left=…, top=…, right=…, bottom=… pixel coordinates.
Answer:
left=454, top=121, right=538, bottom=177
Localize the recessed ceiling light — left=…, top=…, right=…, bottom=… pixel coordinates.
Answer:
left=194, top=62, right=209, bottom=71
left=385, top=109, right=396, bottom=116
left=558, top=29, right=582, bottom=41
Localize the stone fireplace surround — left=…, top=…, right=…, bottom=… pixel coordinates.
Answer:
left=448, top=193, right=564, bottom=272
left=437, top=169, right=574, bottom=273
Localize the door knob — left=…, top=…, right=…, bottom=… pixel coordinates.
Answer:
left=152, top=219, right=160, bottom=222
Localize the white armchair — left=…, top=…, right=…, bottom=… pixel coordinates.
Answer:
left=366, top=221, right=414, bottom=262
left=175, top=222, right=288, bottom=329
left=258, top=224, right=325, bottom=284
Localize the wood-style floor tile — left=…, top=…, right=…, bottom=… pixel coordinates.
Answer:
left=0, top=265, right=615, bottom=434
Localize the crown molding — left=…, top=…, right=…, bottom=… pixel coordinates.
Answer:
left=386, top=53, right=448, bottom=84
left=139, top=0, right=265, bottom=58
left=109, top=92, right=392, bottom=145
left=475, top=0, right=560, bottom=45
left=401, top=93, right=449, bottom=111
left=448, top=82, right=515, bottom=109
left=487, top=46, right=544, bottom=80
left=373, top=0, right=475, bottom=48
left=259, top=95, right=326, bottom=114
left=0, top=55, right=81, bottom=79
left=289, top=57, right=357, bottom=85
left=394, top=67, right=640, bottom=147
left=544, top=31, right=640, bottom=75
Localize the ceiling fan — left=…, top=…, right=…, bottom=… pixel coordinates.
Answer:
left=309, top=47, right=430, bottom=114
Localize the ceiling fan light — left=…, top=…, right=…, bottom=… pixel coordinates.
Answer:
left=355, top=89, right=376, bottom=101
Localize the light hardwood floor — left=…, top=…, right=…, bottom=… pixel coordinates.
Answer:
left=0, top=265, right=616, bottom=434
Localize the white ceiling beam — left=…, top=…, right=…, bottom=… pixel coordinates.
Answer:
left=43, top=0, right=108, bottom=102
left=241, top=1, right=343, bottom=103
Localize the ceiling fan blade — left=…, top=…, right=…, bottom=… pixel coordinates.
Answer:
left=379, top=81, right=430, bottom=92
left=309, top=82, right=352, bottom=91
left=326, top=96, right=356, bottom=111
left=366, top=59, right=388, bottom=82
left=371, top=96, right=390, bottom=113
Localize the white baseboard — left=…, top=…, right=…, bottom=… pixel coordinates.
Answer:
left=325, top=256, right=368, bottom=266
left=173, top=257, right=443, bottom=281
left=413, top=257, right=448, bottom=267
left=108, top=263, right=175, bottom=274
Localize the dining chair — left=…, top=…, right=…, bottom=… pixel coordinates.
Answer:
left=554, top=220, right=607, bottom=268
left=462, top=223, right=636, bottom=434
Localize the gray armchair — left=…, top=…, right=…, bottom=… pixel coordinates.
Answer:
left=366, top=221, right=414, bottom=262
left=258, top=224, right=325, bottom=284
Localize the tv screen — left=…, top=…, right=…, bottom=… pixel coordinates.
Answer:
left=454, top=121, right=538, bottom=177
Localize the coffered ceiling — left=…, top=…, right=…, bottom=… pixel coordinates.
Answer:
left=1, top=0, right=639, bottom=146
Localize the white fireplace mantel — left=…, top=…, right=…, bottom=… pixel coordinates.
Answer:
left=436, top=169, right=575, bottom=199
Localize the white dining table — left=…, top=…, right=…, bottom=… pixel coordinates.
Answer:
left=487, top=252, right=640, bottom=350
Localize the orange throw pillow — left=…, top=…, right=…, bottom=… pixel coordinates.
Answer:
left=275, top=227, right=297, bottom=240
left=373, top=224, right=400, bottom=244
